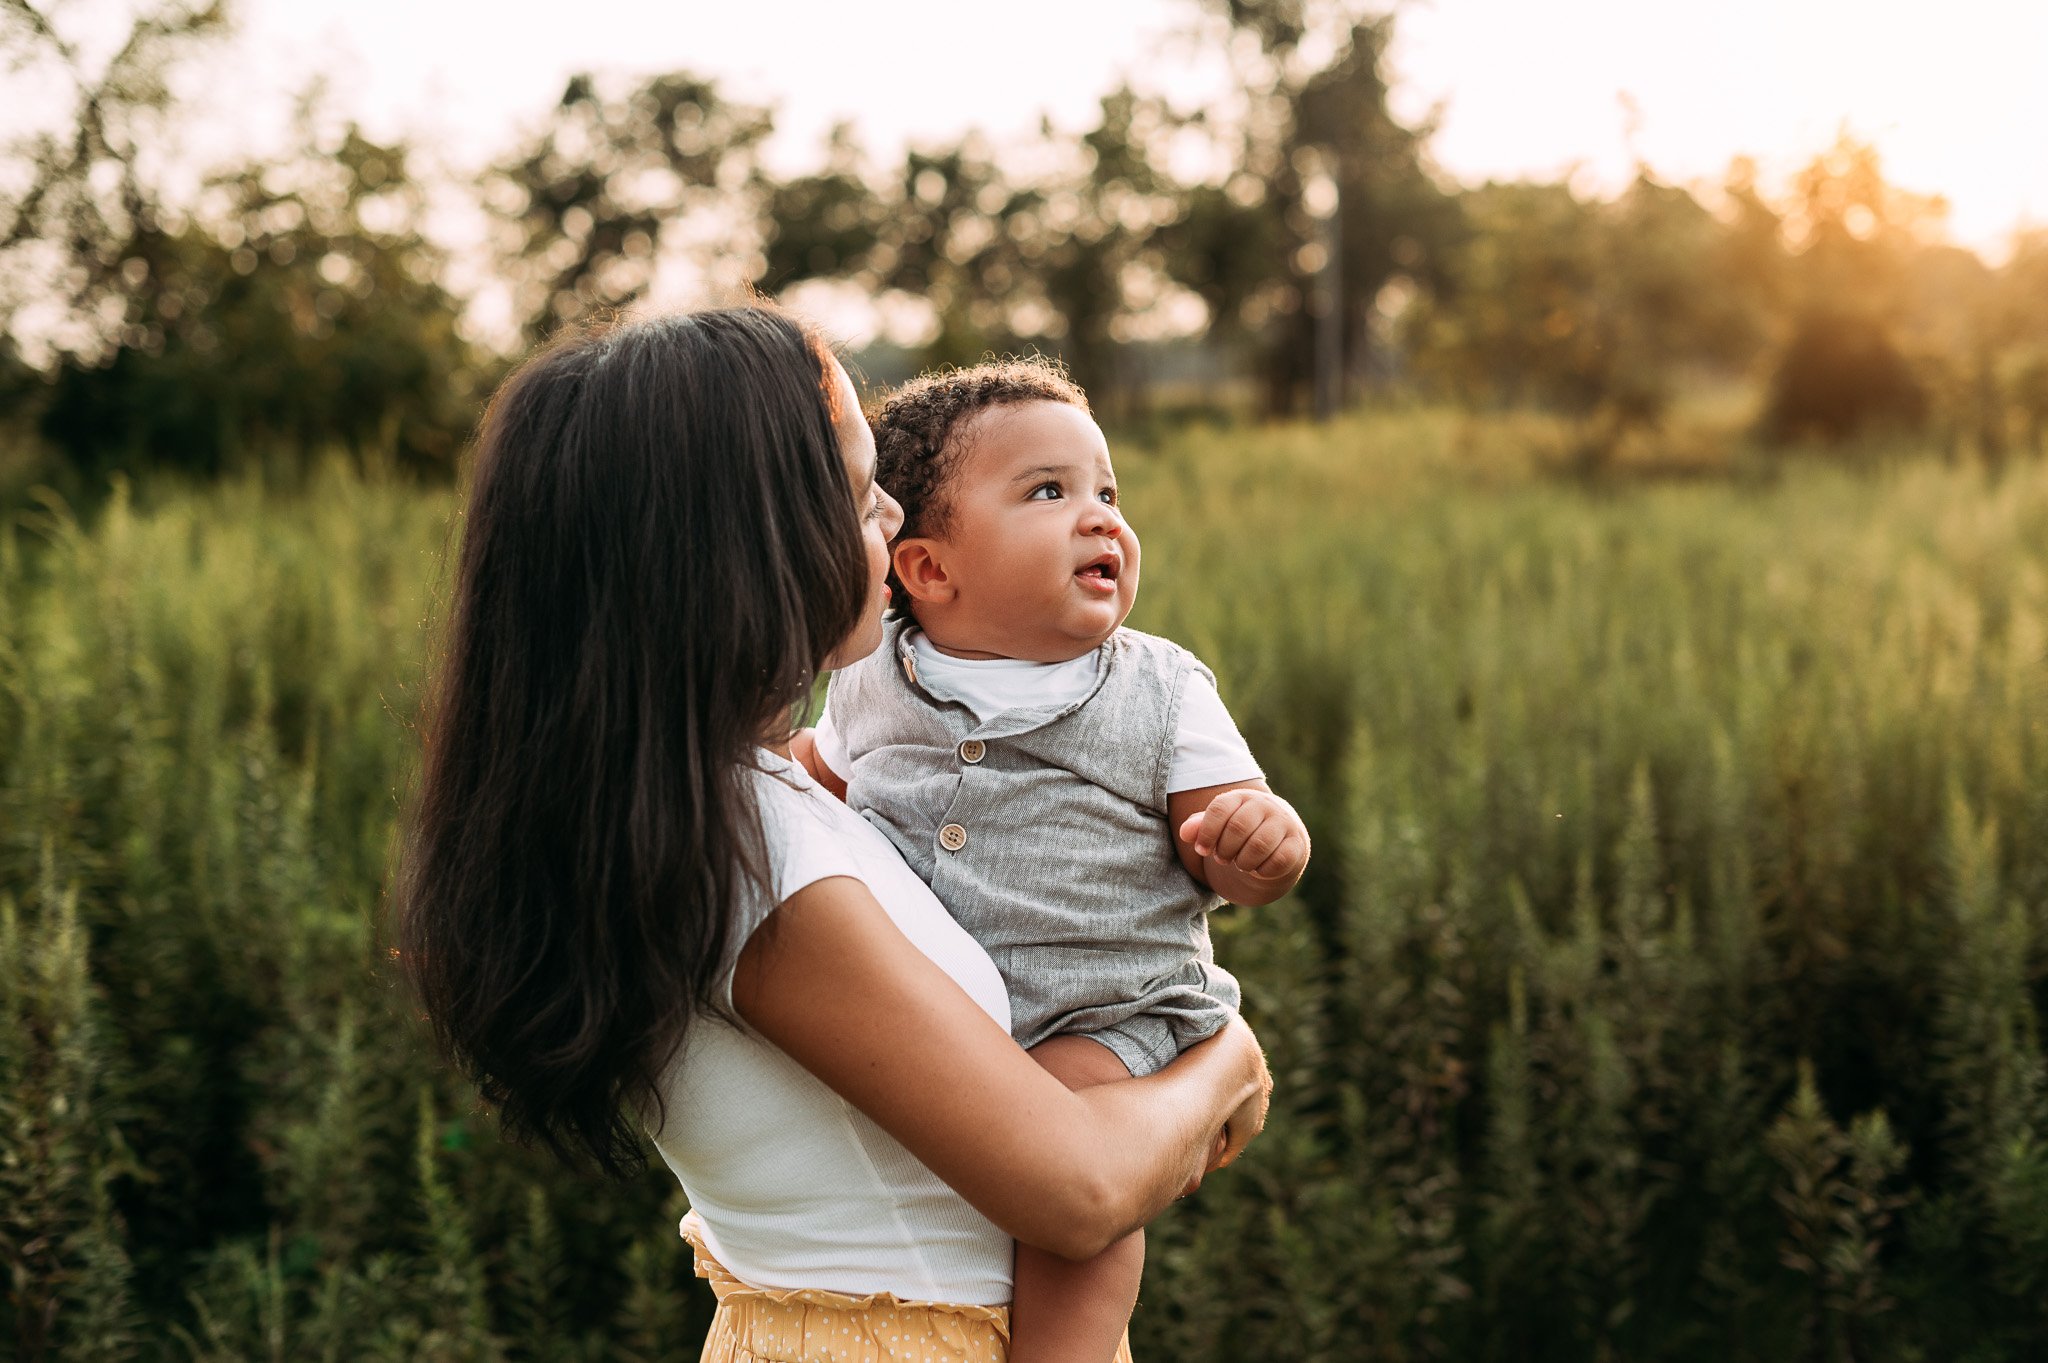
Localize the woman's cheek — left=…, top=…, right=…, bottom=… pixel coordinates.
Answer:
left=876, top=545, right=895, bottom=601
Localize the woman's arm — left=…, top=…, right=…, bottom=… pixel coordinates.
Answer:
left=732, top=875, right=1270, bottom=1262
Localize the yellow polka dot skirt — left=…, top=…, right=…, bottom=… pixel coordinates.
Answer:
left=682, top=1212, right=1134, bottom=1363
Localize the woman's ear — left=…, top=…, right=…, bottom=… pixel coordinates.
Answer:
left=892, top=539, right=954, bottom=605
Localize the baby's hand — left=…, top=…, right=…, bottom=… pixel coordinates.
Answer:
left=1177, top=788, right=1310, bottom=888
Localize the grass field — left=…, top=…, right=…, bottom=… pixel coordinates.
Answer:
left=4, top=410, right=2047, bottom=1360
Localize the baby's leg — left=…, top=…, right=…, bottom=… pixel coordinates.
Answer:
left=1010, top=1033, right=1143, bottom=1363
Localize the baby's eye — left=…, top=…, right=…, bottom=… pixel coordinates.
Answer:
left=863, top=492, right=885, bottom=522
left=1098, top=487, right=1118, bottom=506
left=1027, top=482, right=1063, bottom=501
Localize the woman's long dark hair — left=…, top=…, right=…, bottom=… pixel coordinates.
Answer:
left=395, top=308, right=868, bottom=1176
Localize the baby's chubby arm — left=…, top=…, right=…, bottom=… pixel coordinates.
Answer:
left=1169, top=780, right=1310, bottom=906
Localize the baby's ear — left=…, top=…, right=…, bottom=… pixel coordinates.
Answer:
left=891, top=539, right=955, bottom=605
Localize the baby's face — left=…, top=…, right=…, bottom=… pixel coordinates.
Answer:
left=907, top=401, right=1139, bottom=663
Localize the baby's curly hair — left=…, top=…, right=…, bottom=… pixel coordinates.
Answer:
left=864, top=358, right=1089, bottom=613
left=869, top=355, right=1090, bottom=544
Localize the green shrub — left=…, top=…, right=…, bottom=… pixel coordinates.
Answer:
left=3, top=422, right=2046, bottom=1360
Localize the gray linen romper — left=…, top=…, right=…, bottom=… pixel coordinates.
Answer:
left=828, top=617, right=1240, bottom=1077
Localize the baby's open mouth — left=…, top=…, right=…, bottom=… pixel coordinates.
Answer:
left=1076, top=553, right=1120, bottom=583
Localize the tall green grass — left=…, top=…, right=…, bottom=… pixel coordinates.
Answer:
left=4, top=414, right=2045, bottom=1360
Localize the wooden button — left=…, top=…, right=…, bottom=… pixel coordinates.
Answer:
left=959, top=739, right=986, bottom=764
left=939, top=823, right=968, bottom=851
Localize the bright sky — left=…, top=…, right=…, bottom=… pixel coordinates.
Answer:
left=11, top=0, right=2045, bottom=268
left=219, top=0, right=1205, bottom=179
left=1387, top=0, right=2048, bottom=251
left=191, top=0, right=2047, bottom=254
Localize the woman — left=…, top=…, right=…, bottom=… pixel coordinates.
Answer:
left=396, top=308, right=1268, bottom=1360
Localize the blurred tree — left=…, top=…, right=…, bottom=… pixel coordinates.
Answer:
left=2002, top=232, right=2048, bottom=455
left=1604, top=175, right=1764, bottom=378
left=763, top=96, right=1193, bottom=416
left=762, top=129, right=1099, bottom=399
left=1715, top=157, right=1793, bottom=344
left=764, top=2, right=1461, bottom=419
left=1780, top=136, right=1943, bottom=323
left=863, top=137, right=1036, bottom=371
left=1406, top=181, right=1606, bottom=412
left=1762, top=310, right=1926, bottom=445
left=37, top=125, right=482, bottom=481
left=0, top=0, right=228, bottom=359
left=1172, top=4, right=1455, bottom=414
left=789, top=2, right=1368, bottom=415
left=489, top=72, right=772, bottom=342
left=1762, top=137, right=1938, bottom=445
left=1033, top=88, right=1189, bottom=417
left=1407, top=175, right=1757, bottom=433
left=1901, top=244, right=2005, bottom=462
left=759, top=122, right=886, bottom=291
left=0, top=336, right=41, bottom=489
left=1158, top=170, right=1292, bottom=387
left=1918, top=229, right=2048, bottom=466
left=2, top=3, right=480, bottom=484
left=1292, top=18, right=1458, bottom=400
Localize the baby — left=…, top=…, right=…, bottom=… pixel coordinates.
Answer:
left=794, top=357, right=1309, bottom=1362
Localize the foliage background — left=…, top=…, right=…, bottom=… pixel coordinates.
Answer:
left=6, top=421, right=2048, bottom=1359
left=5, top=0, right=2048, bottom=1359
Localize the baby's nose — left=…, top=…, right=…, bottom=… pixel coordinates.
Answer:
left=1080, top=500, right=1124, bottom=533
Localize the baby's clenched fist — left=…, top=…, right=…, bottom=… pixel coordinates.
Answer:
left=1176, top=787, right=1310, bottom=900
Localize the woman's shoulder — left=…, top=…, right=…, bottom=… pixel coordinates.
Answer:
left=746, top=748, right=860, bottom=833
left=736, top=753, right=873, bottom=912
left=745, top=750, right=837, bottom=819
left=735, top=749, right=1010, bottom=1028
left=741, top=750, right=941, bottom=911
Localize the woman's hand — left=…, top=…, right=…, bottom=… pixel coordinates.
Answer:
left=1178, top=1014, right=1270, bottom=1195
left=1213, top=1014, right=1272, bottom=1167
